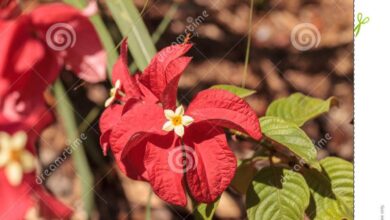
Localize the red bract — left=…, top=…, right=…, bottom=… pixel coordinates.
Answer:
left=0, top=0, right=20, bottom=19
left=0, top=172, right=73, bottom=219
left=0, top=109, right=72, bottom=219
left=99, top=40, right=144, bottom=156
left=100, top=41, right=262, bottom=206
left=0, top=2, right=106, bottom=121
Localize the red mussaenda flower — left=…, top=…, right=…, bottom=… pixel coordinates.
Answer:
left=100, top=41, right=262, bottom=206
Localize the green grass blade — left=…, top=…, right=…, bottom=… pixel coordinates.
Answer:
left=89, top=14, right=118, bottom=76
left=53, top=81, right=94, bottom=216
left=242, top=0, right=254, bottom=87
left=106, top=0, right=157, bottom=70
left=151, top=2, right=178, bottom=43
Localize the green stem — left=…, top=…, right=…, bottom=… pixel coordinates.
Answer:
left=145, top=188, right=153, bottom=220
left=77, top=106, right=101, bottom=133
left=241, top=0, right=255, bottom=88
left=151, top=2, right=178, bottom=43
left=53, top=81, right=94, bottom=216
left=139, top=0, right=150, bottom=16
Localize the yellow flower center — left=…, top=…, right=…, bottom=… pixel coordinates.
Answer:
left=162, top=106, right=194, bottom=137
left=171, top=116, right=182, bottom=126
left=105, top=80, right=125, bottom=107
left=10, top=149, right=22, bottom=162
left=109, top=87, right=117, bottom=97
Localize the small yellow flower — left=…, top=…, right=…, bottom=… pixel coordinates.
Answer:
left=162, top=105, right=194, bottom=137
left=104, top=80, right=125, bottom=107
left=0, top=131, right=35, bottom=186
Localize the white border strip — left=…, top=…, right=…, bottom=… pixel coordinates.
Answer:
left=355, top=0, right=390, bottom=219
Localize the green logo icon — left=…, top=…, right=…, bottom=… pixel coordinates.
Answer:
left=354, top=12, right=370, bottom=37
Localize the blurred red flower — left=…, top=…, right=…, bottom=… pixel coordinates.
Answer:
left=0, top=106, right=72, bottom=219
left=0, top=1, right=106, bottom=218
left=0, top=0, right=20, bottom=19
left=0, top=1, right=106, bottom=122
left=100, top=40, right=262, bottom=206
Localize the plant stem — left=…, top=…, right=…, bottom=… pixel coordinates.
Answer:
left=145, top=187, right=153, bottom=220
left=151, top=2, right=179, bottom=43
left=53, top=81, right=94, bottom=216
left=242, top=0, right=255, bottom=88
left=77, top=106, right=101, bottom=133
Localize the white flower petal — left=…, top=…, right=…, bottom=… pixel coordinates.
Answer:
left=104, top=96, right=115, bottom=107
left=162, top=121, right=175, bottom=132
left=0, top=132, right=11, bottom=150
left=115, top=80, right=121, bottom=88
left=164, top=110, right=175, bottom=120
left=21, top=151, right=35, bottom=173
left=174, top=125, right=185, bottom=137
left=0, top=150, right=10, bottom=167
left=175, top=105, right=184, bottom=116
left=5, top=162, right=23, bottom=186
left=182, top=115, right=194, bottom=126
left=11, top=131, right=27, bottom=150
left=0, top=132, right=10, bottom=167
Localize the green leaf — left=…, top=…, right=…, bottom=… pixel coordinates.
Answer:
left=260, top=116, right=319, bottom=169
left=231, top=159, right=258, bottom=194
left=266, top=93, right=337, bottom=127
left=211, top=84, right=256, bottom=98
left=303, top=157, right=353, bottom=220
left=246, top=166, right=310, bottom=220
left=106, top=0, right=157, bottom=70
left=194, top=198, right=220, bottom=220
